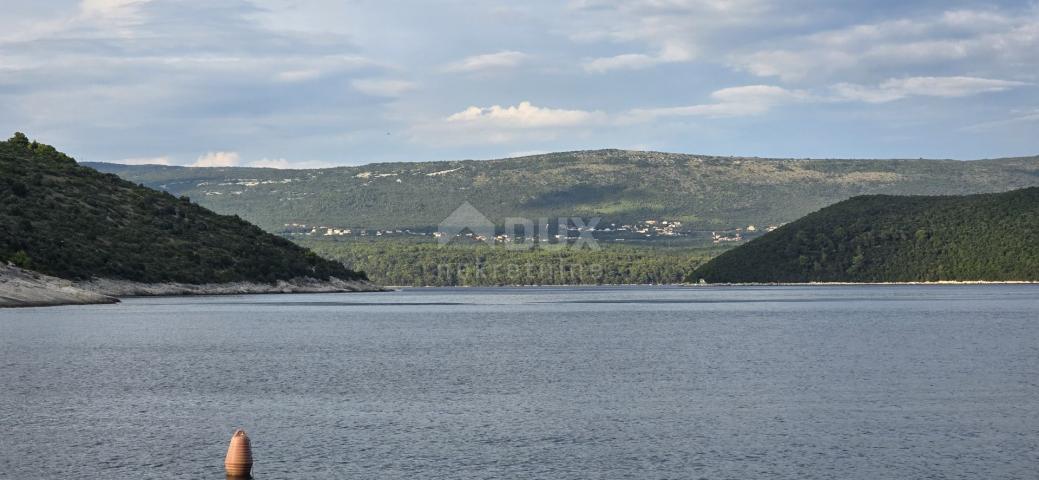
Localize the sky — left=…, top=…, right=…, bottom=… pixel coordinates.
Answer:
left=1, top=0, right=1037, bottom=167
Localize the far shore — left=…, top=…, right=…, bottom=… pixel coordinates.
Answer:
left=7, top=271, right=1036, bottom=309
left=384, top=281, right=1039, bottom=288
left=688, top=281, right=1039, bottom=286
left=689, top=280, right=1039, bottom=284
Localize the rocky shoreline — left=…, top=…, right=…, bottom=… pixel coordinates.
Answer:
left=1, top=263, right=387, bottom=308
left=0, top=264, right=119, bottom=308
left=76, top=276, right=387, bottom=297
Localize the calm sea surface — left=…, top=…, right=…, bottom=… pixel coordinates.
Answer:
left=1, top=286, right=1037, bottom=479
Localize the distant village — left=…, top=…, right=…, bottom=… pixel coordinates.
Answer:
left=709, top=224, right=781, bottom=244
left=281, top=219, right=782, bottom=245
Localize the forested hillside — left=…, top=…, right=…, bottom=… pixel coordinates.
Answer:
left=88, top=150, right=1039, bottom=232
left=0, top=133, right=365, bottom=284
left=300, top=238, right=722, bottom=286
left=692, top=188, right=1039, bottom=283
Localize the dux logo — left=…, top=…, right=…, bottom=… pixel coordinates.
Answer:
left=437, top=202, right=496, bottom=246
left=438, top=202, right=600, bottom=250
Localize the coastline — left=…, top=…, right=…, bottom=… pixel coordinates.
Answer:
left=0, top=264, right=119, bottom=308
left=386, top=280, right=1039, bottom=289
left=1, top=263, right=388, bottom=309
left=6, top=270, right=1033, bottom=309
left=685, top=278, right=1034, bottom=286
left=76, top=276, right=388, bottom=297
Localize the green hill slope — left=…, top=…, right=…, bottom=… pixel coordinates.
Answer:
left=691, top=188, right=1039, bottom=283
left=0, top=133, right=365, bottom=284
left=87, top=150, right=1039, bottom=232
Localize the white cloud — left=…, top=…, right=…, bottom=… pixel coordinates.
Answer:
left=620, top=77, right=1028, bottom=123
left=75, top=0, right=152, bottom=39
left=270, top=56, right=382, bottom=83
left=112, top=155, right=171, bottom=165
left=192, top=151, right=240, bottom=167
left=733, top=8, right=1039, bottom=82
left=584, top=53, right=660, bottom=72
left=351, top=78, right=417, bottom=97
left=410, top=101, right=606, bottom=146
left=507, top=150, right=550, bottom=158
left=584, top=43, right=693, bottom=72
left=446, top=101, right=605, bottom=128
left=443, top=51, right=530, bottom=73
left=569, top=0, right=769, bottom=73
left=833, top=77, right=1030, bottom=103
left=275, top=69, right=323, bottom=82
left=246, top=158, right=335, bottom=169
left=79, top=0, right=148, bottom=23
left=627, top=85, right=811, bottom=120
left=250, top=158, right=292, bottom=169
left=962, top=108, right=1039, bottom=132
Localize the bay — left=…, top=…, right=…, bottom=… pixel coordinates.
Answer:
left=1, top=286, right=1037, bottom=479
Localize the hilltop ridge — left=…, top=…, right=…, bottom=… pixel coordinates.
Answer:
left=88, top=149, right=1039, bottom=233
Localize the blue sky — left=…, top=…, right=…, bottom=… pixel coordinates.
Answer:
left=1, top=0, right=1037, bottom=167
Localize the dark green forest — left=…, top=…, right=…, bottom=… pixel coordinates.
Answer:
left=692, top=188, right=1039, bottom=283
left=300, top=237, right=722, bottom=286
left=0, top=133, right=365, bottom=283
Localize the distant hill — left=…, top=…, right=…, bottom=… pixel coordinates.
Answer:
left=691, top=188, right=1039, bottom=283
left=0, top=133, right=366, bottom=284
left=87, top=150, right=1039, bottom=232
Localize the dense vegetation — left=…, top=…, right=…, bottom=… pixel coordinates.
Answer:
left=299, top=237, right=723, bottom=286
left=0, top=133, right=365, bottom=283
left=692, top=188, right=1039, bottom=283
left=89, top=150, right=1039, bottom=232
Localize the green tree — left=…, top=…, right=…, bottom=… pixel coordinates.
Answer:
left=10, top=250, right=31, bottom=269
left=8, top=132, right=29, bottom=148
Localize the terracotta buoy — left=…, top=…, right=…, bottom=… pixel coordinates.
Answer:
left=224, top=429, right=253, bottom=478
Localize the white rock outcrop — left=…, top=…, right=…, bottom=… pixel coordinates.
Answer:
left=76, top=276, right=385, bottom=297
left=0, top=263, right=119, bottom=308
